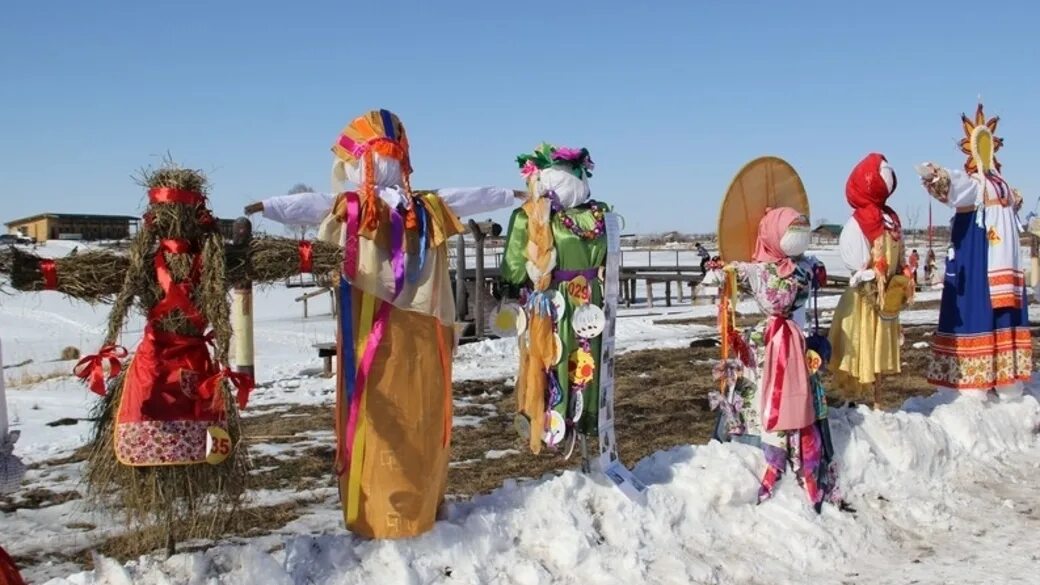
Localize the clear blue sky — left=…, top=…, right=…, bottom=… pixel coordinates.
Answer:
left=1, top=0, right=1037, bottom=234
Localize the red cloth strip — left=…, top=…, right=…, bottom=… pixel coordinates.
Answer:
left=39, top=259, right=58, bottom=290
left=73, top=345, right=128, bottom=396
left=150, top=241, right=207, bottom=332
left=160, top=238, right=194, bottom=254
left=299, top=241, right=314, bottom=273
left=198, top=368, right=255, bottom=414
left=148, top=188, right=205, bottom=205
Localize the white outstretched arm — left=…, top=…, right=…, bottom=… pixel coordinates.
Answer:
left=945, top=168, right=981, bottom=208
left=260, top=192, right=337, bottom=226
left=438, top=187, right=518, bottom=218
left=839, top=217, right=872, bottom=278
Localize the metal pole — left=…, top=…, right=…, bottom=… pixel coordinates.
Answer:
left=455, top=233, right=467, bottom=321
left=468, top=220, right=487, bottom=338
left=928, top=200, right=933, bottom=250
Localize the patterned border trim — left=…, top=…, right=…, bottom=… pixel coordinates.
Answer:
left=115, top=420, right=217, bottom=466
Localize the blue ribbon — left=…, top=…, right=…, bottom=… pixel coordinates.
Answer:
left=380, top=109, right=396, bottom=140
left=339, top=276, right=357, bottom=405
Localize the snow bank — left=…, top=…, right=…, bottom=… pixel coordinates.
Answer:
left=44, top=387, right=1040, bottom=585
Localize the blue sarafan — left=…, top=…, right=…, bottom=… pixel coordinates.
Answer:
left=919, top=103, right=1030, bottom=395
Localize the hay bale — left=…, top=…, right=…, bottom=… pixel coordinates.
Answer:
left=60, top=346, right=81, bottom=361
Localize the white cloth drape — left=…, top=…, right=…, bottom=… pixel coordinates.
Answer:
left=261, top=187, right=515, bottom=226
left=1, top=337, right=27, bottom=495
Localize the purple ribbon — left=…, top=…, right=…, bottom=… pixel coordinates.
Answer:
left=547, top=370, right=563, bottom=408
left=551, top=267, right=600, bottom=286
left=389, top=208, right=405, bottom=299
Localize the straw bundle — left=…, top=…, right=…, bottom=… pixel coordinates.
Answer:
left=6, top=237, right=342, bottom=302
left=249, top=236, right=341, bottom=286
left=8, top=247, right=128, bottom=301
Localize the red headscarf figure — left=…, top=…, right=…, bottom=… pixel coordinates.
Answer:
left=0, top=546, right=26, bottom=585
left=846, top=153, right=901, bottom=244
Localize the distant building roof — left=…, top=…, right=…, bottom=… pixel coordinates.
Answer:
left=5, top=213, right=141, bottom=227
left=813, top=224, right=843, bottom=235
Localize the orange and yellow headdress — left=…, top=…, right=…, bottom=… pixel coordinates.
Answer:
left=332, top=109, right=413, bottom=185
left=331, top=109, right=414, bottom=229
left=959, top=102, right=1003, bottom=175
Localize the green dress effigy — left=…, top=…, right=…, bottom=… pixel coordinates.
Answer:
left=501, top=200, right=610, bottom=451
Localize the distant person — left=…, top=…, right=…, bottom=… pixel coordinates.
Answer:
left=696, top=242, right=710, bottom=274
left=924, top=249, right=937, bottom=284
left=908, top=249, right=920, bottom=284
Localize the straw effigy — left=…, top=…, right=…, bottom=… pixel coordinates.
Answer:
left=76, top=163, right=250, bottom=557
left=1, top=163, right=342, bottom=557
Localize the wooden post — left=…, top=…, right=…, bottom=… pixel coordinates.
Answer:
left=230, top=217, right=255, bottom=395
left=677, top=278, right=685, bottom=303
left=455, top=234, right=467, bottom=321
left=330, top=287, right=338, bottom=317
left=468, top=220, right=487, bottom=338
left=646, top=278, right=654, bottom=308
left=664, top=280, right=672, bottom=307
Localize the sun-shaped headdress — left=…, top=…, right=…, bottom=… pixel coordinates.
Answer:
left=959, top=102, right=1004, bottom=174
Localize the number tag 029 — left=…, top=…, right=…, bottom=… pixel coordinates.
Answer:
left=205, top=426, right=233, bottom=465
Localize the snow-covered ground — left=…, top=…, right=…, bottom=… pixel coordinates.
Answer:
left=2, top=242, right=1039, bottom=584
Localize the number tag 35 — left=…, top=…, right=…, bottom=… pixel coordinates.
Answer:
left=205, top=426, right=233, bottom=465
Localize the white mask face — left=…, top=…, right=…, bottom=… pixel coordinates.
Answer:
left=342, top=153, right=403, bottom=188
left=780, top=225, right=811, bottom=257
left=536, top=165, right=590, bottom=208
left=879, top=161, right=897, bottom=194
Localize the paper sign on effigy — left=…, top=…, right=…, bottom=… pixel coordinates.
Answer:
left=596, top=212, right=648, bottom=502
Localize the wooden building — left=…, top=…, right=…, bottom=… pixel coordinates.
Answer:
left=5, top=213, right=237, bottom=242
left=5, top=213, right=140, bottom=242
left=812, top=224, right=843, bottom=244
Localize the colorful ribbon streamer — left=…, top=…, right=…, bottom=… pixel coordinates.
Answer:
left=343, top=192, right=360, bottom=280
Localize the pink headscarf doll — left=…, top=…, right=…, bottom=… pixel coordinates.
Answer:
left=723, top=207, right=839, bottom=510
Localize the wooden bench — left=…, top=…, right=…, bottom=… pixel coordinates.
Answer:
left=643, top=273, right=703, bottom=308
left=313, top=333, right=490, bottom=375
left=296, top=287, right=336, bottom=319
left=314, top=342, right=337, bottom=377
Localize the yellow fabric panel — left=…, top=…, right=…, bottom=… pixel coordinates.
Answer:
left=828, top=233, right=903, bottom=394
left=337, top=296, right=453, bottom=539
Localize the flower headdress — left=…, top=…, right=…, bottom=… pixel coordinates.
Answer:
left=959, top=102, right=1003, bottom=174
left=516, top=143, right=594, bottom=180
